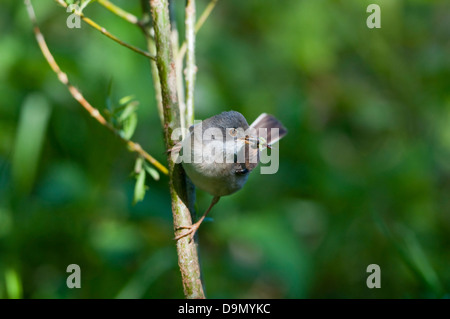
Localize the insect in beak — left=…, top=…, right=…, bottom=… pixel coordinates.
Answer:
left=242, top=135, right=272, bottom=150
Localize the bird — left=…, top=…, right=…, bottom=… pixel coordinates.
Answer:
left=171, top=110, right=287, bottom=241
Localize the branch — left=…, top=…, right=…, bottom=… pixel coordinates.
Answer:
left=140, top=0, right=164, bottom=124
left=184, top=0, right=196, bottom=127
left=177, top=0, right=217, bottom=63
left=25, top=0, right=168, bottom=175
left=97, top=0, right=139, bottom=25
left=55, top=0, right=156, bottom=60
left=169, top=0, right=187, bottom=136
left=148, top=0, right=205, bottom=299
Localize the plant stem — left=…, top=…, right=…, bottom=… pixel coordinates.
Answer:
left=169, top=0, right=187, bottom=136
left=55, top=0, right=155, bottom=60
left=139, top=0, right=164, bottom=124
left=97, top=0, right=139, bottom=25
left=184, top=0, right=196, bottom=127
left=177, top=0, right=217, bottom=64
left=148, top=0, right=205, bottom=299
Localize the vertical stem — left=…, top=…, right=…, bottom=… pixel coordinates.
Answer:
left=140, top=1, right=164, bottom=124
left=169, top=0, right=187, bottom=136
left=185, top=0, right=196, bottom=127
left=148, top=39, right=165, bottom=125
left=147, top=0, right=205, bottom=299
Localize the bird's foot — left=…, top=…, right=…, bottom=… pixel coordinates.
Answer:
left=174, top=221, right=201, bottom=242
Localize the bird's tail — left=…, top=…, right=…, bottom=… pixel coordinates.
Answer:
left=250, top=113, right=287, bottom=145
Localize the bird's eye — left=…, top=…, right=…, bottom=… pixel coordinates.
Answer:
left=229, top=128, right=238, bottom=136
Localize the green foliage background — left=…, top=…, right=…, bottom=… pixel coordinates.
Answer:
left=1, top=0, right=449, bottom=298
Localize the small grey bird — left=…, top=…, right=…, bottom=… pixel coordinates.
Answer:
left=172, top=111, right=287, bottom=241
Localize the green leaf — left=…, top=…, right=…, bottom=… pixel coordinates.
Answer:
left=134, top=157, right=143, bottom=174
left=118, top=101, right=139, bottom=123
left=5, top=268, right=22, bottom=299
left=12, top=94, right=51, bottom=194
left=144, top=163, right=160, bottom=181
left=119, top=95, right=135, bottom=106
left=122, top=112, right=138, bottom=140
left=133, top=169, right=146, bottom=205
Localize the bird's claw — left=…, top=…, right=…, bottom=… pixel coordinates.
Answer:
left=173, top=223, right=200, bottom=242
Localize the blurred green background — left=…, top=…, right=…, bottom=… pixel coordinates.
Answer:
left=1, top=0, right=449, bottom=298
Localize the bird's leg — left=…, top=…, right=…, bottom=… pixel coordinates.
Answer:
left=174, top=196, right=221, bottom=241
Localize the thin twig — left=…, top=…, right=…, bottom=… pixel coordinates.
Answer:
left=55, top=0, right=155, bottom=60
left=195, top=0, right=218, bottom=34
left=177, top=0, right=218, bottom=63
left=25, top=0, right=168, bottom=175
left=184, top=0, right=196, bottom=127
left=140, top=0, right=164, bottom=124
left=169, top=1, right=187, bottom=136
left=148, top=38, right=165, bottom=124
left=97, top=0, right=139, bottom=25
left=96, top=0, right=153, bottom=39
